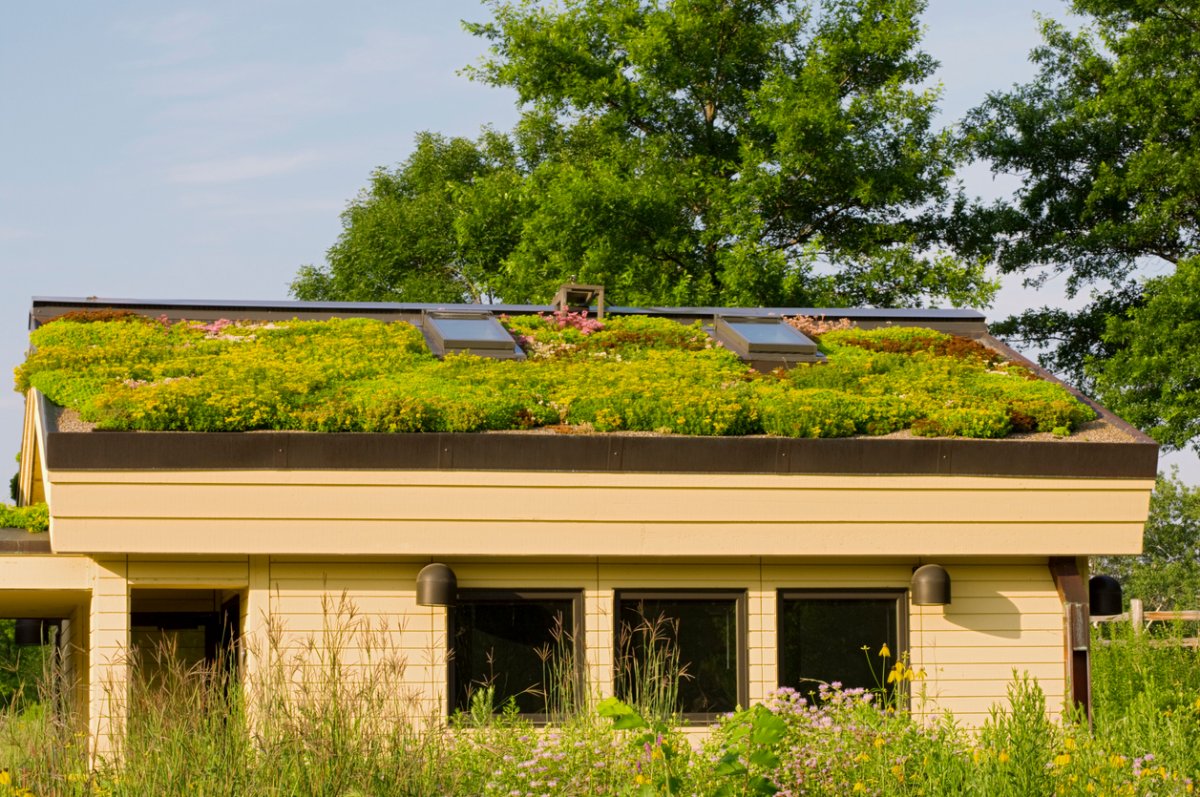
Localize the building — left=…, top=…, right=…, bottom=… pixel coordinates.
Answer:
left=0, top=293, right=1157, bottom=758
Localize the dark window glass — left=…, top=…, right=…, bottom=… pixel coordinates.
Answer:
left=778, top=593, right=902, bottom=698
left=451, top=593, right=576, bottom=716
left=615, top=593, right=743, bottom=718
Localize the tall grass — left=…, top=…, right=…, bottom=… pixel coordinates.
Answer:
left=0, top=607, right=1197, bottom=795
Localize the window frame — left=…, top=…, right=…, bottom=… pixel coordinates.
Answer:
left=446, top=588, right=584, bottom=722
left=775, top=588, right=909, bottom=701
left=612, top=588, right=748, bottom=723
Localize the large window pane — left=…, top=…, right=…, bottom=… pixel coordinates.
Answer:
left=778, top=592, right=903, bottom=698
left=615, top=593, right=743, bottom=718
left=450, top=592, right=577, bottom=716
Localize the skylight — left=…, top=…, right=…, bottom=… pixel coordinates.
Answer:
left=711, top=315, right=823, bottom=365
left=423, top=312, right=523, bottom=359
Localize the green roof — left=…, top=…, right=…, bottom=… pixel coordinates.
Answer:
left=17, top=309, right=1096, bottom=439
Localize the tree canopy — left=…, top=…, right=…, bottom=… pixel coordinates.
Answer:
left=961, top=0, right=1200, bottom=450
left=1096, top=469, right=1200, bottom=611
left=292, top=0, right=994, bottom=309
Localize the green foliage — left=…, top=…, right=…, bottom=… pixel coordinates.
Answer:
left=1091, top=620, right=1200, bottom=782
left=290, top=131, right=523, bottom=304
left=294, top=0, right=996, bottom=310
left=17, top=316, right=1097, bottom=442
left=1094, top=256, right=1200, bottom=453
left=0, top=623, right=45, bottom=711
left=1095, top=469, right=1200, bottom=611
left=961, top=1, right=1200, bottom=428
left=0, top=505, right=47, bottom=534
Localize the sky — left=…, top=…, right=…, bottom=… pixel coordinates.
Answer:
left=2, top=0, right=1195, bottom=485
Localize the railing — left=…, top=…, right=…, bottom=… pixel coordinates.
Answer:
left=1092, top=598, right=1200, bottom=648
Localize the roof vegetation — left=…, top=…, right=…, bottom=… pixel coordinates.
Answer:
left=15, top=312, right=1096, bottom=439
left=0, top=503, right=49, bottom=533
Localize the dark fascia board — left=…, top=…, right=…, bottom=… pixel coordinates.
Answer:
left=0, top=528, right=51, bottom=553
left=42, top=427, right=1159, bottom=479
left=30, top=296, right=986, bottom=331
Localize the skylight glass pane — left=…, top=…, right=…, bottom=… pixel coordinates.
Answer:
left=428, top=315, right=514, bottom=351
left=720, top=317, right=816, bottom=354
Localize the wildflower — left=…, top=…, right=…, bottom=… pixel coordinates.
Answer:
left=878, top=643, right=892, bottom=658
left=998, top=751, right=1010, bottom=764
left=873, top=736, right=885, bottom=749
left=1054, top=753, right=1072, bottom=767
left=853, top=782, right=867, bottom=793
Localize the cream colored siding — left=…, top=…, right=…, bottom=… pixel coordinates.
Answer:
left=88, top=557, right=129, bottom=763
left=237, top=556, right=1067, bottom=725
left=265, top=559, right=441, bottom=718
left=46, top=471, right=1152, bottom=557
left=912, top=563, right=1066, bottom=724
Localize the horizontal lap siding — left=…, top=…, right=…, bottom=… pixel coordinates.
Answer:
left=253, top=557, right=1065, bottom=727
left=47, top=472, right=1153, bottom=556
left=912, top=563, right=1066, bottom=721
left=266, top=559, right=443, bottom=719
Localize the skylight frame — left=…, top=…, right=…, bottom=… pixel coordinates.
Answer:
left=422, top=311, right=524, bottom=360
left=710, top=315, right=824, bottom=367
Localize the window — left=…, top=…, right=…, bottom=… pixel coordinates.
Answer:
left=614, top=591, right=746, bottom=720
left=449, top=590, right=581, bottom=717
left=777, top=590, right=906, bottom=699
left=423, top=311, right=523, bottom=359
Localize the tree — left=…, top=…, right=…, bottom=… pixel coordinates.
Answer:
left=291, top=131, right=524, bottom=303
left=294, top=0, right=995, bottom=309
left=1095, top=470, right=1200, bottom=611
left=960, top=1, right=1200, bottom=434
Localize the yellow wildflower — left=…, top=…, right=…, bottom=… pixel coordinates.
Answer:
left=874, top=736, right=885, bottom=749
left=1064, top=737, right=1076, bottom=750
left=879, top=643, right=892, bottom=658
left=1055, top=753, right=1072, bottom=767
left=853, top=782, right=867, bottom=793
left=998, top=751, right=1010, bottom=764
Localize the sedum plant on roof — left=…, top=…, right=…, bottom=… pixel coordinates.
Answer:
left=0, top=503, right=49, bottom=533
left=15, top=313, right=1096, bottom=438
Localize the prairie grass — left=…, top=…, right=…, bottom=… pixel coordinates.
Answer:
left=0, top=611, right=1196, bottom=795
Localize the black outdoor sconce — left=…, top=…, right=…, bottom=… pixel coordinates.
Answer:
left=1088, top=574, right=1123, bottom=617
left=14, top=619, right=53, bottom=646
left=911, top=564, right=952, bottom=606
left=416, top=563, right=458, bottom=607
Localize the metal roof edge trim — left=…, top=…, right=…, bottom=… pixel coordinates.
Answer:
left=41, top=429, right=1159, bottom=479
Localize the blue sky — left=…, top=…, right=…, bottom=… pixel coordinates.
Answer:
left=2, top=1, right=1193, bottom=483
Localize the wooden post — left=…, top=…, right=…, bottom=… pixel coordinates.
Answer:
left=1130, top=598, right=1144, bottom=634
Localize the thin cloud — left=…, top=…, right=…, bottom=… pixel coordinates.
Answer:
left=167, top=152, right=319, bottom=184
left=114, top=10, right=217, bottom=68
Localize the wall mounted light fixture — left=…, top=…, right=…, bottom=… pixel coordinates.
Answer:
left=911, top=564, right=952, bottom=606
left=416, top=563, right=458, bottom=607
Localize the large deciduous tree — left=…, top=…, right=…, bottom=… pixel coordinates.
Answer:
left=293, top=0, right=994, bottom=309
left=1095, top=470, right=1200, bottom=611
left=961, top=1, right=1200, bottom=451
